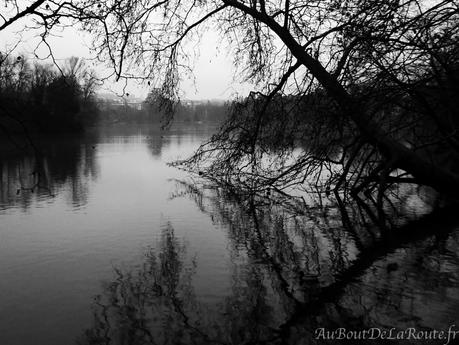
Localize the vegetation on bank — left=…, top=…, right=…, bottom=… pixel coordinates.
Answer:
left=0, top=55, right=100, bottom=133
left=0, top=53, right=228, bottom=132
left=97, top=96, right=228, bottom=126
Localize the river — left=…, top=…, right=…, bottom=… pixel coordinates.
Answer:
left=0, top=123, right=458, bottom=345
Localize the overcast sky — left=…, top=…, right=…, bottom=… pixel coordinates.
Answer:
left=0, top=16, right=252, bottom=100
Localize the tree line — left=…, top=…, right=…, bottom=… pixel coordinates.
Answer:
left=0, top=54, right=99, bottom=133
left=0, top=53, right=228, bottom=133
left=98, top=88, right=228, bottom=125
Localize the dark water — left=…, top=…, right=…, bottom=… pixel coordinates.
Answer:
left=0, top=124, right=458, bottom=345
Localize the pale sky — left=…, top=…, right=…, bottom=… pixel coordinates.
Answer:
left=0, top=16, right=252, bottom=100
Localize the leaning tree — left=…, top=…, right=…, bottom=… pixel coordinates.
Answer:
left=2, top=0, right=459, bottom=201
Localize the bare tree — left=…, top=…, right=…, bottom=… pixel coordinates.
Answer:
left=3, top=0, right=459, bottom=200
left=75, top=0, right=459, bottom=197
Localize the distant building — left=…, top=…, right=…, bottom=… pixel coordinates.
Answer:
left=95, top=92, right=144, bottom=111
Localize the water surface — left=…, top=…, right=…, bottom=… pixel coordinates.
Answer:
left=0, top=124, right=458, bottom=345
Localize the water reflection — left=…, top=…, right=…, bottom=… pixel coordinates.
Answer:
left=80, top=180, right=459, bottom=344
left=0, top=124, right=217, bottom=212
left=78, top=224, right=291, bottom=345
left=1, top=125, right=457, bottom=344
left=0, top=133, right=99, bottom=210
left=96, top=124, right=219, bottom=160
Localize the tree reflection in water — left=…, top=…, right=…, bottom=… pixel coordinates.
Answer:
left=0, top=133, right=99, bottom=210
left=77, top=224, right=282, bottom=345
left=79, top=180, right=459, bottom=345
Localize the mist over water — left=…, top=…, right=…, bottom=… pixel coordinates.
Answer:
left=0, top=123, right=458, bottom=345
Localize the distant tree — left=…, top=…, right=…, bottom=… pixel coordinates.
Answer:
left=0, top=53, right=99, bottom=132
left=46, top=75, right=80, bottom=117
left=60, top=57, right=100, bottom=126
left=30, top=62, right=55, bottom=106
left=81, top=70, right=98, bottom=104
